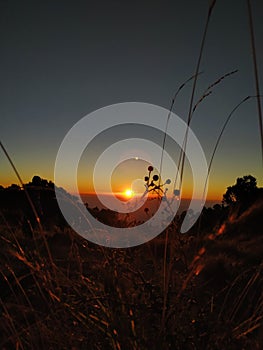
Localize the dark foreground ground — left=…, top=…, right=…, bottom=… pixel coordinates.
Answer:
left=0, top=186, right=263, bottom=349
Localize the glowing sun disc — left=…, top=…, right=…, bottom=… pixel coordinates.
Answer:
left=124, top=189, right=134, bottom=198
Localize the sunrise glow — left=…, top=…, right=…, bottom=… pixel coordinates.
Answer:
left=124, top=189, right=134, bottom=198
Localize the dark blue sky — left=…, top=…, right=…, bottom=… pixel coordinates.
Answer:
left=1, top=0, right=262, bottom=198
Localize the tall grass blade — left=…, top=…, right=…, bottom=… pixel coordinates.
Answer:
left=247, top=0, right=263, bottom=167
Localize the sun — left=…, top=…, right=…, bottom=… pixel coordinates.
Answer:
left=124, top=189, right=134, bottom=198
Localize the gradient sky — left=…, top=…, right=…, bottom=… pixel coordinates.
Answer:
left=1, top=0, right=263, bottom=200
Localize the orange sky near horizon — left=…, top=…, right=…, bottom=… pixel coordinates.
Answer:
left=1, top=0, right=263, bottom=210
left=1, top=147, right=260, bottom=203
left=1, top=148, right=261, bottom=203
left=0, top=166, right=258, bottom=202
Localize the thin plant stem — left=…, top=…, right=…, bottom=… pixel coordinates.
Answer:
left=197, top=95, right=263, bottom=235
left=179, top=0, right=217, bottom=191
left=0, top=141, right=43, bottom=232
left=204, top=95, right=263, bottom=202
left=247, top=0, right=263, bottom=167
left=159, top=72, right=203, bottom=184
left=0, top=141, right=58, bottom=282
left=159, top=1, right=217, bottom=335
left=171, top=69, right=238, bottom=197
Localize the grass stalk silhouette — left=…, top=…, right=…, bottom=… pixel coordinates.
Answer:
left=159, top=0, right=217, bottom=334
left=158, top=71, right=203, bottom=187
left=0, top=141, right=59, bottom=286
left=0, top=141, right=43, bottom=233
left=203, top=95, right=263, bottom=200
left=196, top=95, right=263, bottom=235
left=247, top=0, right=263, bottom=167
left=178, top=0, right=216, bottom=193
left=1, top=0, right=263, bottom=348
left=171, top=69, right=238, bottom=197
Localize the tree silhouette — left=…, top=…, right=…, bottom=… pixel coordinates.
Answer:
left=6, top=184, right=21, bottom=191
left=222, top=175, right=258, bottom=208
left=30, top=176, right=51, bottom=188
left=32, top=175, right=42, bottom=187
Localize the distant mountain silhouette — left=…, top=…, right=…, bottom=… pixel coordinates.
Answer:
left=0, top=174, right=262, bottom=236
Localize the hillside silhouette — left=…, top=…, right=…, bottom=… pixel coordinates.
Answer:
left=0, top=174, right=263, bottom=348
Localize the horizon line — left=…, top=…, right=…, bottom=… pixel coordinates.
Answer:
left=77, top=191, right=222, bottom=202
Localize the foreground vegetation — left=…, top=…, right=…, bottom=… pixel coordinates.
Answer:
left=0, top=175, right=262, bottom=349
